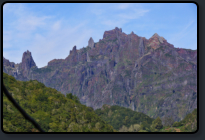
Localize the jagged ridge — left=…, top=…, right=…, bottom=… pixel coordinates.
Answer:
left=3, top=27, right=197, bottom=123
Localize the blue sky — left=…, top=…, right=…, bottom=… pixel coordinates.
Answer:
left=3, top=3, right=197, bottom=68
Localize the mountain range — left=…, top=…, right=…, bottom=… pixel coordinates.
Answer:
left=3, top=27, right=197, bottom=123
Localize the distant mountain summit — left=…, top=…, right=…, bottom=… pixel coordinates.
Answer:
left=21, top=50, right=37, bottom=77
left=3, top=27, right=197, bottom=122
left=88, top=37, right=95, bottom=49
left=3, top=50, right=37, bottom=80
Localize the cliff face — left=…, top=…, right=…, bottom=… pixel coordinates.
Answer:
left=3, top=27, right=197, bottom=122
left=21, top=50, right=37, bottom=77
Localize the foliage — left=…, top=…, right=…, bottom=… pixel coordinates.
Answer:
left=162, top=116, right=175, bottom=127
left=172, top=121, right=182, bottom=127
left=158, top=109, right=197, bottom=132
left=3, top=72, right=197, bottom=133
left=95, top=105, right=154, bottom=131
left=3, top=73, right=115, bottom=132
left=139, top=121, right=152, bottom=132
left=175, top=109, right=197, bottom=132
left=118, top=124, right=141, bottom=132
left=118, top=125, right=128, bottom=132
left=150, top=117, right=163, bottom=132
left=66, top=93, right=80, bottom=103
left=129, top=124, right=141, bottom=132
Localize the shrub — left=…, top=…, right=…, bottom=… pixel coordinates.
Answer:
left=172, top=121, right=182, bottom=127
left=150, top=117, right=163, bottom=132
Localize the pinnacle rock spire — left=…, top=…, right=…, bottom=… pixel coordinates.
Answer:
left=21, top=50, right=36, bottom=77
left=88, top=37, right=95, bottom=48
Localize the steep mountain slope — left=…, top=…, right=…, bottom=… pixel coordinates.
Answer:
left=3, top=73, right=115, bottom=132
left=3, top=27, right=197, bottom=122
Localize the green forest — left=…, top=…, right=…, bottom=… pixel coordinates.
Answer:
left=95, top=104, right=197, bottom=132
left=3, top=72, right=197, bottom=132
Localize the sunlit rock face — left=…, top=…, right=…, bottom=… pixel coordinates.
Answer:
left=3, top=27, right=197, bottom=122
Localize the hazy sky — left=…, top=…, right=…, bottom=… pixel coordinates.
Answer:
left=3, top=3, right=197, bottom=68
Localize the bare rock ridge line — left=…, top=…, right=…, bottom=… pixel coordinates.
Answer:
left=3, top=27, right=197, bottom=123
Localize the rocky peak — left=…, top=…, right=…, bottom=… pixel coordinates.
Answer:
left=150, top=33, right=166, bottom=43
left=152, top=33, right=160, bottom=38
left=103, top=27, right=122, bottom=39
left=21, top=50, right=36, bottom=77
left=73, top=45, right=77, bottom=51
left=131, top=31, right=134, bottom=34
left=3, top=57, right=10, bottom=66
left=66, top=46, right=78, bottom=65
left=3, top=57, right=15, bottom=68
left=70, top=46, right=77, bottom=54
left=88, top=37, right=95, bottom=48
left=114, top=27, right=122, bottom=32
left=148, top=33, right=167, bottom=50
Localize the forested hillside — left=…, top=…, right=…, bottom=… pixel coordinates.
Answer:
left=95, top=105, right=197, bottom=132
left=3, top=72, right=197, bottom=132
left=3, top=72, right=115, bottom=132
left=95, top=105, right=154, bottom=131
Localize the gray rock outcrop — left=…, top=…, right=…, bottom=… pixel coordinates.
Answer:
left=88, top=37, right=95, bottom=48
left=21, top=50, right=36, bottom=77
